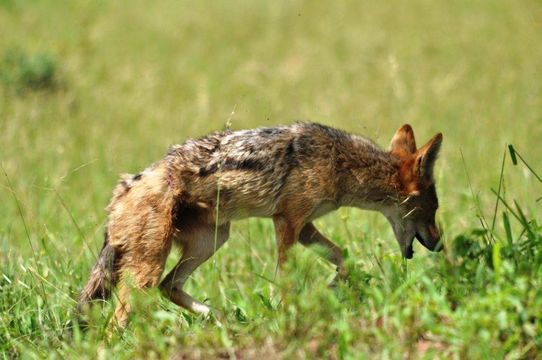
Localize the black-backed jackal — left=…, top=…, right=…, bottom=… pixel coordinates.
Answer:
left=78, top=123, right=443, bottom=326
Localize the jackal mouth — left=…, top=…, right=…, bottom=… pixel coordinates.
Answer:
left=415, top=232, right=428, bottom=249
left=415, top=232, right=442, bottom=252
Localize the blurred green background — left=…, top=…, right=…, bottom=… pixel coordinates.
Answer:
left=1, top=0, right=541, bottom=358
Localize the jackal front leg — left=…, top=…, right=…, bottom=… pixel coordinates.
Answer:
left=299, top=222, right=346, bottom=287
left=159, top=223, right=230, bottom=315
left=272, top=215, right=303, bottom=273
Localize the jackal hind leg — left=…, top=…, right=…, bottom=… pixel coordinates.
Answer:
left=299, top=222, right=346, bottom=287
left=111, top=222, right=174, bottom=327
left=159, top=223, right=230, bottom=315
left=113, top=249, right=171, bottom=328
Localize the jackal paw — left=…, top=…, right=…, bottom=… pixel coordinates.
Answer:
left=328, top=265, right=348, bottom=288
left=328, top=274, right=347, bottom=288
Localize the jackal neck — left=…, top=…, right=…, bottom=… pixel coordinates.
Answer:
left=335, top=136, right=403, bottom=210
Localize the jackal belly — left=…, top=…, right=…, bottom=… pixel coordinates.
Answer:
left=213, top=184, right=279, bottom=221
left=183, top=172, right=281, bottom=225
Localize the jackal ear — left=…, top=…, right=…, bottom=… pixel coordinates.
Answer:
left=390, top=124, right=417, bottom=156
left=414, top=133, right=443, bottom=180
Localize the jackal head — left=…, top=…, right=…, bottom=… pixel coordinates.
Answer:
left=387, top=124, right=443, bottom=259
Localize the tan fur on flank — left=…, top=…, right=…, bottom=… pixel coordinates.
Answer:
left=78, top=122, right=443, bottom=327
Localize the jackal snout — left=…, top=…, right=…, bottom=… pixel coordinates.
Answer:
left=415, top=222, right=442, bottom=252
left=410, top=184, right=442, bottom=253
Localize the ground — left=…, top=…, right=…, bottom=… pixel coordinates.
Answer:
left=0, top=0, right=541, bottom=358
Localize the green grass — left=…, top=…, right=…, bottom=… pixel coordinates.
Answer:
left=1, top=0, right=541, bottom=358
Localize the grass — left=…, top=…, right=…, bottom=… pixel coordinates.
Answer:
left=1, top=0, right=541, bottom=358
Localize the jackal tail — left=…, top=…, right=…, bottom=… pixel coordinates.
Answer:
left=77, top=233, right=119, bottom=311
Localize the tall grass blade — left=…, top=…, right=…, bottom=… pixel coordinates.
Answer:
left=502, top=211, right=518, bottom=267
left=490, top=189, right=521, bottom=223
left=54, top=188, right=98, bottom=260
left=492, top=243, right=501, bottom=281
left=513, top=200, right=535, bottom=240
left=502, top=212, right=513, bottom=247
left=491, top=146, right=507, bottom=232
left=508, top=145, right=542, bottom=183
left=508, top=145, right=518, bottom=165
left=1, top=164, right=53, bottom=329
left=461, top=149, right=492, bottom=243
